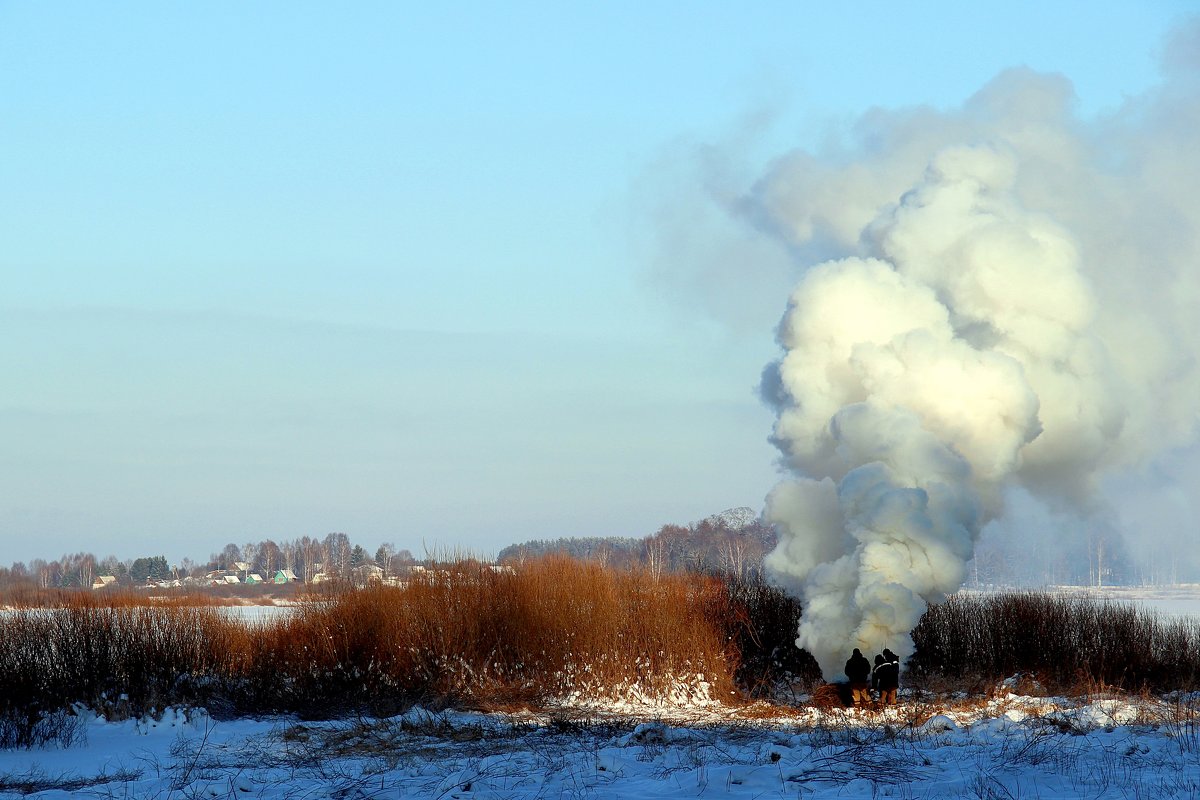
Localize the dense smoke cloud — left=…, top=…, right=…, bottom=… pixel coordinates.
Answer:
left=748, top=28, right=1200, bottom=678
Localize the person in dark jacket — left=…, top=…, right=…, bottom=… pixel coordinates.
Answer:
left=871, top=653, right=885, bottom=699
left=844, top=648, right=872, bottom=708
left=876, top=649, right=900, bottom=705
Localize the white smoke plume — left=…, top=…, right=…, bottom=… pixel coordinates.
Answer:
left=755, top=27, right=1200, bottom=678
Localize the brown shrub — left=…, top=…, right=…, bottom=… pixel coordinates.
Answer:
left=237, top=557, right=739, bottom=714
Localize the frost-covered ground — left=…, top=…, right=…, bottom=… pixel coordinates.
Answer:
left=5, top=690, right=1200, bottom=799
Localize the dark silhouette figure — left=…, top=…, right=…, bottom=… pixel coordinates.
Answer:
left=871, top=653, right=885, bottom=697
left=876, top=649, right=900, bottom=705
left=844, top=648, right=872, bottom=707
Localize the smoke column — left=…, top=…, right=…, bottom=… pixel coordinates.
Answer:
left=754, top=32, right=1200, bottom=678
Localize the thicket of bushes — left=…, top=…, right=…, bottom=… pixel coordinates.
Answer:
left=911, top=592, right=1200, bottom=692
left=720, top=573, right=819, bottom=694
left=4, top=560, right=1200, bottom=748
left=0, top=558, right=741, bottom=738
left=233, top=557, right=737, bottom=715
left=0, top=603, right=237, bottom=747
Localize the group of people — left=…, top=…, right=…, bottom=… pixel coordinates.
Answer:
left=844, top=647, right=900, bottom=708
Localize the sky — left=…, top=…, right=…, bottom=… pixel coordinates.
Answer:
left=1, top=1, right=1195, bottom=567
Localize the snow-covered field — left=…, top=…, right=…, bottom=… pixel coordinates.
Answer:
left=4, top=691, right=1200, bottom=799
left=5, top=588, right=1200, bottom=798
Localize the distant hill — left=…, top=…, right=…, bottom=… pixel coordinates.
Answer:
left=698, top=506, right=759, bottom=530
left=497, top=506, right=777, bottom=578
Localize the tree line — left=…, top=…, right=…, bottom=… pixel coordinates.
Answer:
left=498, top=515, right=778, bottom=580
left=0, top=533, right=420, bottom=590
left=0, top=510, right=778, bottom=591
left=0, top=509, right=1155, bottom=593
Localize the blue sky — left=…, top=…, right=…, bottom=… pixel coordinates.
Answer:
left=0, top=1, right=1192, bottom=565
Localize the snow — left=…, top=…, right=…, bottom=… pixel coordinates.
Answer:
left=4, top=693, right=1200, bottom=798
left=219, top=604, right=296, bottom=623
left=697, top=506, right=759, bottom=530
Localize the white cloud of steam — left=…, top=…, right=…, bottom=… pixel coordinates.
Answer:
left=754, top=26, right=1200, bottom=679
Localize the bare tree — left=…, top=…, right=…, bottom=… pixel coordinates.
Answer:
left=301, top=537, right=323, bottom=582
left=375, top=543, right=394, bottom=577
left=242, top=542, right=259, bottom=573
left=260, top=540, right=281, bottom=576
left=644, top=536, right=667, bottom=581
left=719, top=539, right=746, bottom=581
left=219, top=543, right=242, bottom=570
left=281, top=540, right=297, bottom=573
left=323, top=532, right=351, bottom=579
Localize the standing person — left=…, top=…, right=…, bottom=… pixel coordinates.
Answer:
left=844, top=648, right=872, bottom=708
left=871, top=654, right=885, bottom=701
left=877, top=649, right=900, bottom=706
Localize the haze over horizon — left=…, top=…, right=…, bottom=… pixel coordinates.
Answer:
left=2, top=2, right=1196, bottom=569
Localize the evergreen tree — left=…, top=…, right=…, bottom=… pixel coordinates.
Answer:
left=130, top=555, right=171, bottom=582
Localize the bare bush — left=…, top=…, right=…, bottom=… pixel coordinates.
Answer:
left=0, top=707, right=86, bottom=750
left=717, top=572, right=821, bottom=696
left=0, top=603, right=246, bottom=735
left=911, top=593, right=1200, bottom=693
